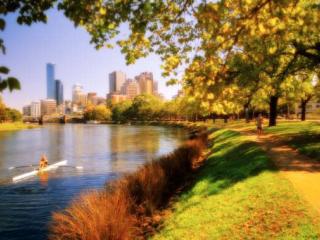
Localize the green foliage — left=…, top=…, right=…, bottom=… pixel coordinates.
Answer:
left=111, top=100, right=132, bottom=122
left=0, top=97, right=22, bottom=122
left=83, top=104, right=112, bottom=121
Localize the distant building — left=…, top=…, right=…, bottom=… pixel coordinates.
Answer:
left=22, top=105, right=31, bottom=116
left=55, top=79, right=64, bottom=105
left=136, top=72, right=153, bottom=95
left=41, top=99, right=57, bottom=116
left=64, top=100, right=72, bottom=114
left=87, top=92, right=98, bottom=105
left=153, top=81, right=158, bottom=94
left=96, top=97, right=106, bottom=105
left=46, top=63, right=56, bottom=99
left=57, top=103, right=65, bottom=114
left=72, top=84, right=86, bottom=107
left=121, top=79, right=139, bottom=99
left=109, top=71, right=126, bottom=93
left=107, top=93, right=127, bottom=104
left=30, top=102, right=41, bottom=118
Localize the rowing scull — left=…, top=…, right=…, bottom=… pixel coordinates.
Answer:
left=12, top=160, right=67, bottom=182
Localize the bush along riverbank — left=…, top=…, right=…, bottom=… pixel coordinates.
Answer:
left=0, top=122, right=37, bottom=132
left=49, top=129, right=208, bottom=240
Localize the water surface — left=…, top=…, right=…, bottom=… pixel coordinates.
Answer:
left=0, top=124, right=187, bottom=240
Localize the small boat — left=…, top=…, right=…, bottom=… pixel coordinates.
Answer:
left=12, top=160, right=67, bottom=182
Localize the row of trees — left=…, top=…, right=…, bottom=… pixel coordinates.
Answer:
left=83, top=94, right=206, bottom=122
left=2, top=1, right=320, bottom=126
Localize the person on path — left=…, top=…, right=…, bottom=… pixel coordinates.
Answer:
left=256, top=114, right=263, bottom=136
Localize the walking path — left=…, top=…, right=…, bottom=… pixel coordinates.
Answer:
left=234, top=129, right=320, bottom=214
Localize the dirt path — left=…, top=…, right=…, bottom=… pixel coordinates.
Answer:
left=235, top=129, right=320, bottom=214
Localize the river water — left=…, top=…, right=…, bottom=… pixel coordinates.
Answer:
left=0, top=124, right=187, bottom=240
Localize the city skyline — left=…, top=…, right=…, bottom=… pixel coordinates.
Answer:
left=2, top=9, right=180, bottom=111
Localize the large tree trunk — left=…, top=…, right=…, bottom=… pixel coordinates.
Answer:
left=244, top=103, right=250, bottom=123
left=301, top=100, right=307, bottom=121
left=269, top=96, right=279, bottom=127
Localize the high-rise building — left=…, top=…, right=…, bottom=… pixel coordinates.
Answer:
left=30, top=102, right=41, bottom=118
left=109, top=71, right=126, bottom=93
left=55, top=79, right=64, bottom=105
left=46, top=63, right=55, bottom=99
left=87, top=92, right=98, bottom=105
left=22, top=105, right=31, bottom=116
left=153, top=81, right=158, bottom=94
left=41, top=99, right=57, bottom=116
left=121, top=79, right=139, bottom=99
left=72, top=84, right=84, bottom=104
left=136, top=72, right=153, bottom=95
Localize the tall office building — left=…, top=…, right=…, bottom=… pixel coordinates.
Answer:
left=109, top=71, right=126, bottom=93
left=121, top=79, right=139, bottom=99
left=87, top=92, right=98, bottom=105
left=153, top=81, right=158, bottom=94
left=55, top=79, right=64, bottom=105
left=46, top=63, right=55, bottom=99
left=72, top=84, right=87, bottom=107
left=30, top=102, right=41, bottom=118
left=135, top=72, right=153, bottom=94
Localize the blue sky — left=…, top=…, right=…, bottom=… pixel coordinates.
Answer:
left=1, top=9, right=180, bottom=110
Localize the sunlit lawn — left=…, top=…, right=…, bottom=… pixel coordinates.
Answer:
left=153, top=129, right=320, bottom=239
left=0, top=122, right=36, bottom=131
left=266, top=121, right=320, bottom=161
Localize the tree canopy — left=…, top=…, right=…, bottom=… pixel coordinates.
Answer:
left=1, top=0, right=320, bottom=124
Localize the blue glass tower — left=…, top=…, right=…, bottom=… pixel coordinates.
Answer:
left=46, top=63, right=55, bottom=99
left=55, top=79, right=64, bottom=105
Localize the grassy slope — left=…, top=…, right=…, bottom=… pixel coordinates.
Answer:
left=0, top=122, right=36, bottom=131
left=266, top=121, right=320, bottom=161
left=153, top=129, right=320, bottom=240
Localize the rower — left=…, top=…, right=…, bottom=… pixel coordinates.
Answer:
left=39, top=155, right=48, bottom=170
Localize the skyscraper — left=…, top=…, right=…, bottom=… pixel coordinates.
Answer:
left=121, top=79, right=139, bottom=99
left=55, top=79, right=64, bottom=105
left=136, top=72, right=153, bottom=94
left=46, top=63, right=55, bottom=99
left=109, top=71, right=126, bottom=93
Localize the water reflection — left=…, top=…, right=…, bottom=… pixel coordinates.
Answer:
left=0, top=124, right=187, bottom=240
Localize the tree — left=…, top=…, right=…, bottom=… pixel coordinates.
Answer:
left=2, top=0, right=320, bottom=122
left=111, top=100, right=132, bottom=122
left=84, top=104, right=111, bottom=121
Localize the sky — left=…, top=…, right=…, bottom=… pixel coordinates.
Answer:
left=1, top=9, right=180, bottom=110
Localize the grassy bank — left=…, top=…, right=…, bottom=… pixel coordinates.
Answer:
left=0, top=122, right=37, bottom=131
left=266, top=121, right=320, bottom=161
left=50, top=131, right=208, bottom=240
left=153, top=129, right=320, bottom=239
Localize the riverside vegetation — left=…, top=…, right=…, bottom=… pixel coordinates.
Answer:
left=50, top=128, right=208, bottom=240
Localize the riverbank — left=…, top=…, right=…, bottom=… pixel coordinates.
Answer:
left=0, top=122, right=37, bottom=132
left=153, top=128, right=320, bottom=239
left=50, top=128, right=208, bottom=239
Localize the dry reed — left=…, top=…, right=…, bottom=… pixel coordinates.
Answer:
left=50, top=130, right=208, bottom=240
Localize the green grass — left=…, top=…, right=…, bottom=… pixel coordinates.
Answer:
left=0, top=122, right=36, bottom=131
left=266, top=121, right=320, bottom=161
left=153, top=129, right=320, bottom=239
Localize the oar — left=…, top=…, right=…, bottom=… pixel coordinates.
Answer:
left=9, top=164, right=38, bottom=170
left=60, top=165, right=84, bottom=170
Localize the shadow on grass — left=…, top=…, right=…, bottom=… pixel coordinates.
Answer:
left=177, top=129, right=276, bottom=213
left=286, top=132, right=320, bottom=162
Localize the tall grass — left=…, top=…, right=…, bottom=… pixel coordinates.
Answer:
left=50, top=130, right=208, bottom=240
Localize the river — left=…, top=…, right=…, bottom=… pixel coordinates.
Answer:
left=0, top=124, right=187, bottom=240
